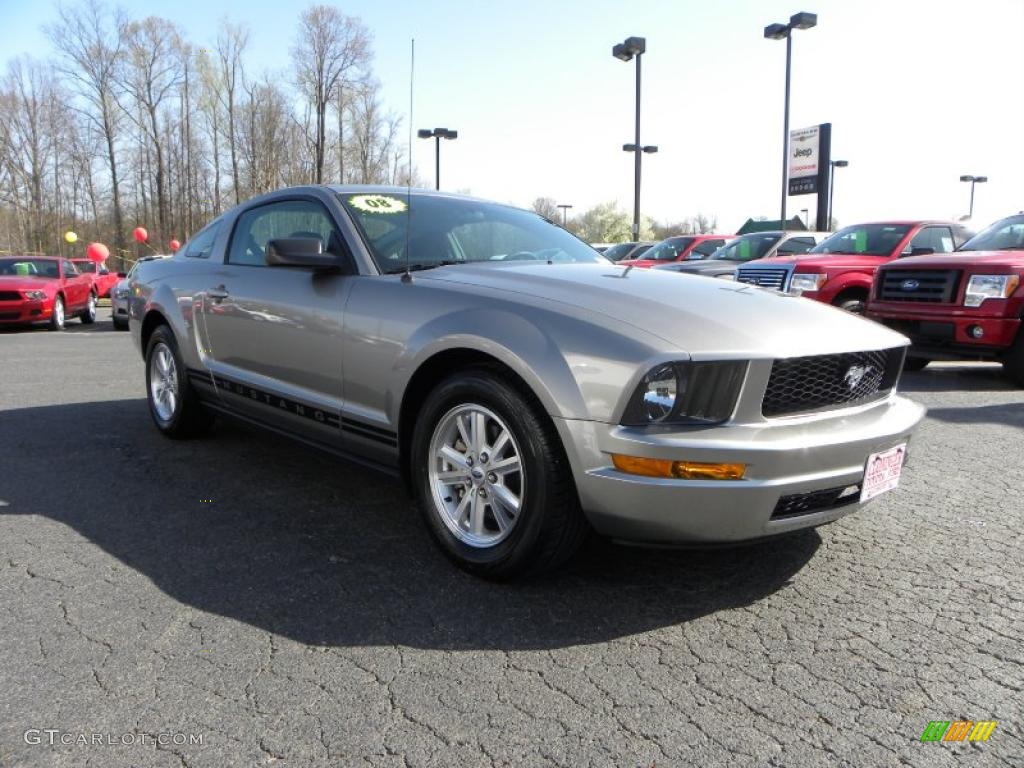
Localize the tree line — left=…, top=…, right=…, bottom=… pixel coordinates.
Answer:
left=0, top=1, right=410, bottom=267
left=531, top=197, right=720, bottom=243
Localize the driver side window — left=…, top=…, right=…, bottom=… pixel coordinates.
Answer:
left=227, top=199, right=339, bottom=267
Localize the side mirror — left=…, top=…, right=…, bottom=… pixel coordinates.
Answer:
left=909, top=246, right=935, bottom=256
left=265, top=237, right=339, bottom=269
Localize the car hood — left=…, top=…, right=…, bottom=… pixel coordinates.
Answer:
left=0, top=276, right=54, bottom=293
left=889, top=250, right=1024, bottom=268
left=420, top=262, right=907, bottom=359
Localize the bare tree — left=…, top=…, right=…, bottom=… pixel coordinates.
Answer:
left=215, top=20, right=248, bottom=204
left=292, top=5, right=370, bottom=184
left=47, top=0, right=128, bottom=258
left=531, top=197, right=560, bottom=222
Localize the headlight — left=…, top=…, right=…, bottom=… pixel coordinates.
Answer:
left=23, top=290, right=46, bottom=300
left=789, top=273, right=827, bottom=294
left=621, top=361, right=747, bottom=426
left=964, top=274, right=1020, bottom=307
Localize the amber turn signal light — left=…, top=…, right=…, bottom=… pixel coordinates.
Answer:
left=611, top=454, right=746, bottom=480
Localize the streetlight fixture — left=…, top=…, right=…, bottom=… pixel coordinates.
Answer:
left=959, top=174, right=988, bottom=219
left=827, top=159, right=848, bottom=227
left=556, top=204, right=573, bottom=228
left=417, top=127, right=458, bottom=190
left=764, top=12, right=817, bottom=230
left=611, top=36, right=652, bottom=239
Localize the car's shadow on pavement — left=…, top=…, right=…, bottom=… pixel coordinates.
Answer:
left=0, top=319, right=120, bottom=334
left=899, top=364, right=1015, bottom=393
left=0, top=399, right=821, bottom=651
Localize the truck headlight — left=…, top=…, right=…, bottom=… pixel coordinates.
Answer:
left=789, top=273, right=827, bottom=294
left=23, top=290, right=46, bottom=300
left=964, top=274, right=1020, bottom=307
left=621, top=361, right=747, bottom=426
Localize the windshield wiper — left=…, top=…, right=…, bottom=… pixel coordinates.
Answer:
left=384, top=260, right=461, bottom=275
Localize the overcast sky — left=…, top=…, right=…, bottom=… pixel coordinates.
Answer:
left=3, top=0, right=1022, bottom=232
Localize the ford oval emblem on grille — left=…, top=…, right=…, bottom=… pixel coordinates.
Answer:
left=844, top=364, right=872, bottom=391
left=901, top=279, right=920, bottom=291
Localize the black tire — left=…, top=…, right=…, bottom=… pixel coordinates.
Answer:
left=80, top=292, right=97, bottom=324
left=410, top=368, right=589, bottom=579
left=1002, top=329, right=1024, bottom=387
left=112, top=316, right=129, bottom=331
left=836, top=297, right=866, bottom=314
left=48, top=295, right=65, bottom=331
left=903, top=356, right=931, bottom=372
left=145, top=324, right=214, bottom=438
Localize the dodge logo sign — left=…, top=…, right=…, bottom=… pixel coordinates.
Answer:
left=901, top=279, right=920, bottom=291
left=844, top=364, right=872, bottom=391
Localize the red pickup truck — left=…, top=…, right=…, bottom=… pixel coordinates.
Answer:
left=736, top=220, right=972, bottom=313
left=71, top=259, right=121, bottom=298
left=867, top=213, right=1024, bottom=385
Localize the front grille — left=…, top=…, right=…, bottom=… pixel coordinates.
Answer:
left=0, top=311, right=20, bottom=320
left=878, top=269, right=961, bottom=303
left=737, top=267, right=789, bottom=291
left=0, top=291, right=22, bottom=301
left=763, top=348, right=904, bottom=417
left=772, top=484, right=861, bottom=520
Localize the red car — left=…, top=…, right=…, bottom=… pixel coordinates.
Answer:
left=868, top=213, right=1024, bottom=384
left=0, top=256, right=98, bottom=330
left=71, top=259, right=121, bottom=298
left=618, top=234, right=734, bottom=268
left=735, top=221, right=972, bottom=313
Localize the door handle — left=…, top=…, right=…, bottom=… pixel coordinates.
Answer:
left=208, top=285, right=229, bottom=302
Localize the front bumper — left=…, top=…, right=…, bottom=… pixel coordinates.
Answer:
left=868, top=304, right=1020, bottom=359
left=555, top=394, right=925, bottom=544
left=0, top=300, right=50, bottom=324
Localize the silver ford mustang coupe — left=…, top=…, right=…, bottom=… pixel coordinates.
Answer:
left=129, top=185, right=924, bottom=578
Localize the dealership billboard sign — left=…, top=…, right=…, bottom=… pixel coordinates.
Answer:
left=788, top=123, right=831, bottom=197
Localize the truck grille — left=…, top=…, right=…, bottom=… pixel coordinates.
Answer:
left=878, top=269, right=961, bottom=303
left=763, top=348, right=905, bottom=417
left=736, top=267, right=789, bottom=291
left=0, top=291, right=22, bottom=301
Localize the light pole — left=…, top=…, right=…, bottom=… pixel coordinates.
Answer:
left=828, top=159, right=848, bottom=228
left=764, top=12, right=817, bottom=230
left=417, top=127, right=458, bottom=190
left=612, top=36, right=654, bottom=239
left=556, top=204, right=573, bottom=228
left=959, top=174, right=988, bottom=219
left=800, top=208, right=809, bottom=228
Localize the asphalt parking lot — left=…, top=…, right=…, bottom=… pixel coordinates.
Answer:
left=1, top=318, right=1022, bottom=768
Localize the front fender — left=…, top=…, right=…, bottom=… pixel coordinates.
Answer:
left=818, top=271, right=874, bottom=304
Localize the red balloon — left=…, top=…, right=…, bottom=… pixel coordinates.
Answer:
left=133, top=227, right=148, bottom=244
left=169, top=239, right=181, bottom=253
left=86, top=242, right=110, bottom=263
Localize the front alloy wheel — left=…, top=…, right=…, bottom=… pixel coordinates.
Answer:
left=80, top=292, right=97, bottom=324
left=49, top=296, right=65, bottom=331
left=149, top=342, right=179, bottom=424
left=144, top=324, right=213, bottom=438
left=428, top=404, right=524, bottom=548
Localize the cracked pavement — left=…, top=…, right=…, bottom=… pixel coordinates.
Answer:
left=1, top=320, right=1022, bottom=767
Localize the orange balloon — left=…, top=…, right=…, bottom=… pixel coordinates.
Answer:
left=133, top=227, right=148, bottom=244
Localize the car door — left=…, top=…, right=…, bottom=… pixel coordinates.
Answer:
left=61, top=260, right=89, bottom=310
left=200, top=195, right=356, bottom=447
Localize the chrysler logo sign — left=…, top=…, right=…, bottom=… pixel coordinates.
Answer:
left=901, top=279, right=920, bottom=291
left=844, top=364, right=872, bottom=391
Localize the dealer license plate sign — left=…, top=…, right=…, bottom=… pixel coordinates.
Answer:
left=860, top=444, right=906, bottom=502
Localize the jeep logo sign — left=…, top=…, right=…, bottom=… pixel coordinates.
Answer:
left=788, top=124, right=827, bottom=196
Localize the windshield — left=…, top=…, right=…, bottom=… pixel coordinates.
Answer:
left=710, top=234, right=781, bottom=262
left=810, top=224, right=912, bottom=256
left=959, top=215, right=1024, bottom=251
left=0, top=257, right=60, bottom=278
left=341, top=193, right=606, bottom=273
left=643, top=237, right=696, bottom=261
left=602, top=243, right=639, bottom=262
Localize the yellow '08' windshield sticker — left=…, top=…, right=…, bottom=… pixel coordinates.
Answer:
left=348, top=194, right=408, bottom=214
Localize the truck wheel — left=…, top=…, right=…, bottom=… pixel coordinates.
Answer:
left=80, top=292, right=97, bottom=324
left=145, top=324, right=214, bottom=438
left=411, top=368, right=589, bottom=579
left=1002, top=330, right=1024, bottom=388
left=836, top=297, right=866, bottom=314
left=903, top=357, right=930, bottom=372
left=48, top=295, right=65, bottom=331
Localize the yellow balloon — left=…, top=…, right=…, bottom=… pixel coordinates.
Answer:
left=64, top=231, right=78, bottom=244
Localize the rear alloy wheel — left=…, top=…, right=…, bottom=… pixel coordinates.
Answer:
left=411, top=369, right=589, bottom=579
left=48, top=295, right=65, bottom=331
left=80, top=292, right=97, bottom=324
left=145, top=325, right=214, bottom=438
left=903, top=357, right=930, bottom=372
